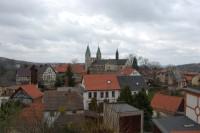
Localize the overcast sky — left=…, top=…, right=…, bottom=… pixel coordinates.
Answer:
left=0, top=0, right=200, bottom=65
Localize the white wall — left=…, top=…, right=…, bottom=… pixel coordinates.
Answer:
left=83, top=90, right=120, bottom=110
left=186, top=93, right=200, bottom=124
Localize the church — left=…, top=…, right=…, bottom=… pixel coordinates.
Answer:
left=85, top=45, right=129, bottom=74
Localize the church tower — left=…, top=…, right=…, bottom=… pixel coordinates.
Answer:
left=116, top=49, right=119, bottom=60
left=96, top=46, right=101, bottom=60
left=85, top=45, right=91, bottom=71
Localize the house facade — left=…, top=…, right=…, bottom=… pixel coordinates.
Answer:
left=38, top=65, right=56, bottom=88
left=184, top=87, right=200, bottom=124
left=156, top=68, right=187, bottom=89
left=11, top=84, right=43, bottom=105
left=16, top=65, right=38, bottom=85
left=82, top=74, right=120, bottom=110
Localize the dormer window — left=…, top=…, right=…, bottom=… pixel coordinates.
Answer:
left=107, top=80, right=111, bottom=84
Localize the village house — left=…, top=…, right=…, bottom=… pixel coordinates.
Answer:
left=37, top=65, right=56, bottom=89
left=43, top=90, right=83, bottom=126
left=183, top=72, right=199, bottom=86
left=192, top=74, right=200, bottom=87
left=16, top=65, right=37, bottom=85
left=54, top=63, right=85, bottom=84
left=103, top=103, right=143, bottom=133
left=82, top=73, right=148, bottom=110
left=82, top=74, right=120, bottom=110
left=151, top=92, right=184, bottom=118
left=152, top=87, right=200, bottom=133
left=85, top=45, right=130, bottom=74
left=11, top=84, right=43, bottom=105
left=118, top=67, right=141, bottom=76
left=117, top=75, right=148, bottom=95
left=156, top=68, right=187, bottom=89
left=184, top=87, right=200, bottom=124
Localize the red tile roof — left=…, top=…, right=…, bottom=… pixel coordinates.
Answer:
left=83, top=74, right=120, bottom=91
left=19, top=84, right=43, bottom=99
left=55, top=64, right=85, bottom=74
left=55, top=64, right=69, bottom=73
left=151, top=93, right=184, bottom=114
left=119, top=67, right=136, bottom=75
left=71, top=64, right=85, bottom=74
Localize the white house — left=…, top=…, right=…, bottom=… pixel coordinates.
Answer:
left=82, top=74, right=121, bottom=110
left=152, top=87, right=200, bottom=133
left=184, top=87, right=200, bottom=124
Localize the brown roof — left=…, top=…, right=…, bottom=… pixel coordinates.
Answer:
left=71, top=64, right=85, bottom=74
left=44, top=90, right=83, bottom=111
left=16, top=67, right=31, bottom=77
left=83, top=74, right=120, bottom=91
left=20, top=102, right=44, bottom=123
left=14, top=84, right=43, bottom=99
left=119, top=67, right=136, bottom=75
left=151, top=93, right=184, bottom=114
left=55, top=64, right=85, bottom=74
left=54, top=64, right=69, bottom=73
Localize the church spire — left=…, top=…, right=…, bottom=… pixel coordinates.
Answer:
left=96, top=46, right=101, bottom=60
left=85, top=45, right=91, bottom=57
left=116, top=48, right=119, bottom=60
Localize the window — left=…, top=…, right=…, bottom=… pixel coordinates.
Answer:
left=94, top=92, right=97, bottom=98
left=88, top=92, right=92, bottom=98
left=112, top=91, right=115, bottom=97
left=106, top=91, right=109, bottom=98
left=101, top=92, right=104, bottom=98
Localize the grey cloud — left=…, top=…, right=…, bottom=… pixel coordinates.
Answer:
left=0, top=0, right=199, bottom=65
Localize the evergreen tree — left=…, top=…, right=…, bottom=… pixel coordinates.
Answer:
left=132, top=89, right=152, bottom=120
left=65, top=65, right=75, bottom=87
left=117, top=86, right=133, bottom=105
left=132, top=89, right=153, bottom=130
left=55, top=76, right=62, bottom=87
left=132, top=57, right=139, bottom=70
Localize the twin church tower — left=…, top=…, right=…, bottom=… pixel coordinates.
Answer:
left=85, top=45, right=120, bottom=71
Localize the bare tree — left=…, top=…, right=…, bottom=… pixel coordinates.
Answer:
left=71, top=58, right=79, bottom=64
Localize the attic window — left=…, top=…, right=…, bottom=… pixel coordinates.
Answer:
left=184, top=124, right=194, bottom=128
left=107, top=80, right=112, bottom=84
